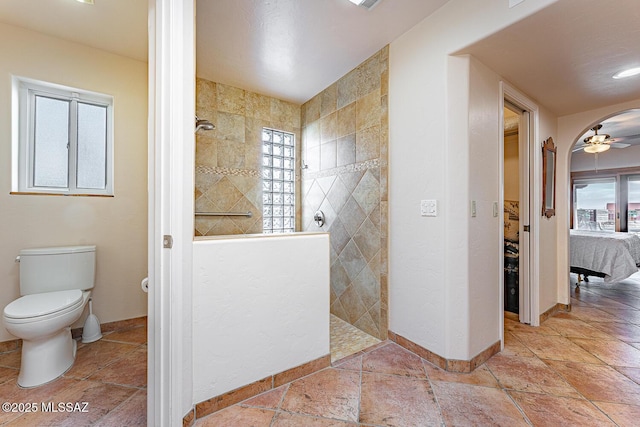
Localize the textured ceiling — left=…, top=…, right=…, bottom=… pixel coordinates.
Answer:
left=195, top=0, right=450, bottom=104
left=457, top=0, right=640, bottom=117
left=2, top=0, right=640, bottom=127
left=0, top=0, right=148, bottom=62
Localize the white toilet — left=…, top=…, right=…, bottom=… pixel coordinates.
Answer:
left=3, top=245, right=96, bottom=388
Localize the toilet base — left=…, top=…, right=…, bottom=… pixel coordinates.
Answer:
left=17, top=327, right=76, bottom=388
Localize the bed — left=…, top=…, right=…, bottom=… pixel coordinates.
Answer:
left=570, top=230, right=640, bottom=285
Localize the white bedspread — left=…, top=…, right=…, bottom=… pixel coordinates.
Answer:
left=570, top=230, right=640, bottom=283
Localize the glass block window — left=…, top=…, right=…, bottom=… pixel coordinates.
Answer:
left=262, top=128, right=295, bottom=233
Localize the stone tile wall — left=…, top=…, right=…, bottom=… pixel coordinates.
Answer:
left=195, top=78, right=302, bottom=236
left=301, top=47, right=389, bottom=339
left=195, top=46, right=389, bottom=339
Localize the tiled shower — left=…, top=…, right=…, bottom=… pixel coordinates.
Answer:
left=194, top=47, right=389, bottom=340
left=300, top=47, right=389, bottom=339
left=194, top=79, right=302, bottom=236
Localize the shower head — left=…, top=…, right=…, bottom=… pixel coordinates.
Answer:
left=195, top=116, right=215, bottom=132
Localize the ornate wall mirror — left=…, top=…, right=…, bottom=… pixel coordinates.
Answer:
left=542, top=137, right=556, bottom=218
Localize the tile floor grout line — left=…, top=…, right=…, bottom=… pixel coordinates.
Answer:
left=508, top=352, right=580, bottom=425
left=90, top=386, right=142, bottom=425
left=504, top=305, right=623, bottom=425
left=501, top=388, right=535, bottom=426
left=533, top=339, right=624, bottom=425
left=421, top=358, right=446, bottom=426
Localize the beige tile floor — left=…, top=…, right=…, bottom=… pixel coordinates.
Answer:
left=197, top=273, right=640, bottom=426
left=4, top=272, right=640, bottom=426
left=0, top=318, right=147, bottom=426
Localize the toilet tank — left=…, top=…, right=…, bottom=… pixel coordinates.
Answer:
left=19, top=245, right=96, bottom=295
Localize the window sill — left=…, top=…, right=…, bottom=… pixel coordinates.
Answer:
left=10, top=192, right=114, bottom=198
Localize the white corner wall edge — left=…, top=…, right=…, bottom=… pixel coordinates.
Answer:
left=192, top=233, right=330, bottom=403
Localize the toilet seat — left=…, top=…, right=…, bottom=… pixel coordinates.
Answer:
left=4, top=289, right=83, bottom=322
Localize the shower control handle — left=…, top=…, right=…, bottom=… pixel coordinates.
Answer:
left=314, top=210, right=325, bottom=227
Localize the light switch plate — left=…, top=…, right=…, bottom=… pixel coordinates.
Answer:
left=421, top=200, right=437, bottom=217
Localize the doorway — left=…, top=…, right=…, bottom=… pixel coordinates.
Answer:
left=503, top=103, right=521, bottom=315
left=501, top=84, right=540, bottom=327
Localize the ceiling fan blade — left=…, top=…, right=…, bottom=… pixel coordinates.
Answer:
left=572, top=144, right=587, bottom=152
left=610, top=133, right=640, bottom=143
left=610, top=142, right=631, bottom=149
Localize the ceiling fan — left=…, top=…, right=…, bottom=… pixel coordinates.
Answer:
left=572, top=124, right=630, bottom=153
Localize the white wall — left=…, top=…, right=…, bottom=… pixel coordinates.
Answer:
left=0, top=23, right=148, bottom=342
left=466, top=57, right=502, bottom=356
left=537, top=107, right=559, bottom=313
left=557, top=98, right=640, bottom=304
left=192, top=233, right=330, bottom=403
left=389, top=0, right=557, bottom=360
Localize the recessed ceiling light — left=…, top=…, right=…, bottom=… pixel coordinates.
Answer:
left=76, top=0, right=94, bottom=4
left=348, top=0, right=382, bottom=9
left=613, top=67, right=640, bottom=79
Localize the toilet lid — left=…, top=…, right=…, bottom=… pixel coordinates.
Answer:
left=4, top=289, right=83, bottom=319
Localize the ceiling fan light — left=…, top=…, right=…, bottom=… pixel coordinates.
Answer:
left=584, top=143, right=610, bottom=154
left=590, top=134, right=608, bottom=143
left=613, top=67, right=640, bottom=79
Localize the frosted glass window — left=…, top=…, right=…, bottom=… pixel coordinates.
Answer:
left=33, top=96, right=70, bottom=188
left=262, top=128, right=295, bottom=233
left=14, top=78, right=113, bottom=195
left=77, top=103, right=108, bottom=189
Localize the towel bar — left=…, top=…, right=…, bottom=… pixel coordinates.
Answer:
left=195, top=211, right=253, bottom=218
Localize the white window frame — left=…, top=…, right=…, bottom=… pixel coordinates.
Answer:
left=12, top=76, right=114, bottom=196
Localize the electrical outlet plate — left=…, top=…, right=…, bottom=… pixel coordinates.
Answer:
left=421, top=200, right=437, bottom=217
left=471, top=200, right=477, bottom=217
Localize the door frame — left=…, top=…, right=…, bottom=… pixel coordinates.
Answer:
left=148, top=0, right=195, bottom=424
left=500, top=81, right=541, bottom=327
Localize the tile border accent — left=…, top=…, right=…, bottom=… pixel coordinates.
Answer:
left=195, top=164, right=261, bottom=178
left=388, top=331, right=446, bottom=369
left=193, top=353, right=331, bottom=420
left=182, top=407, right=195, bottom=427
left=389, top=330, right=501, bottom=373
left=302, top=158, right=381, bottom=180
left=539, top=303, right=571, bottom=324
